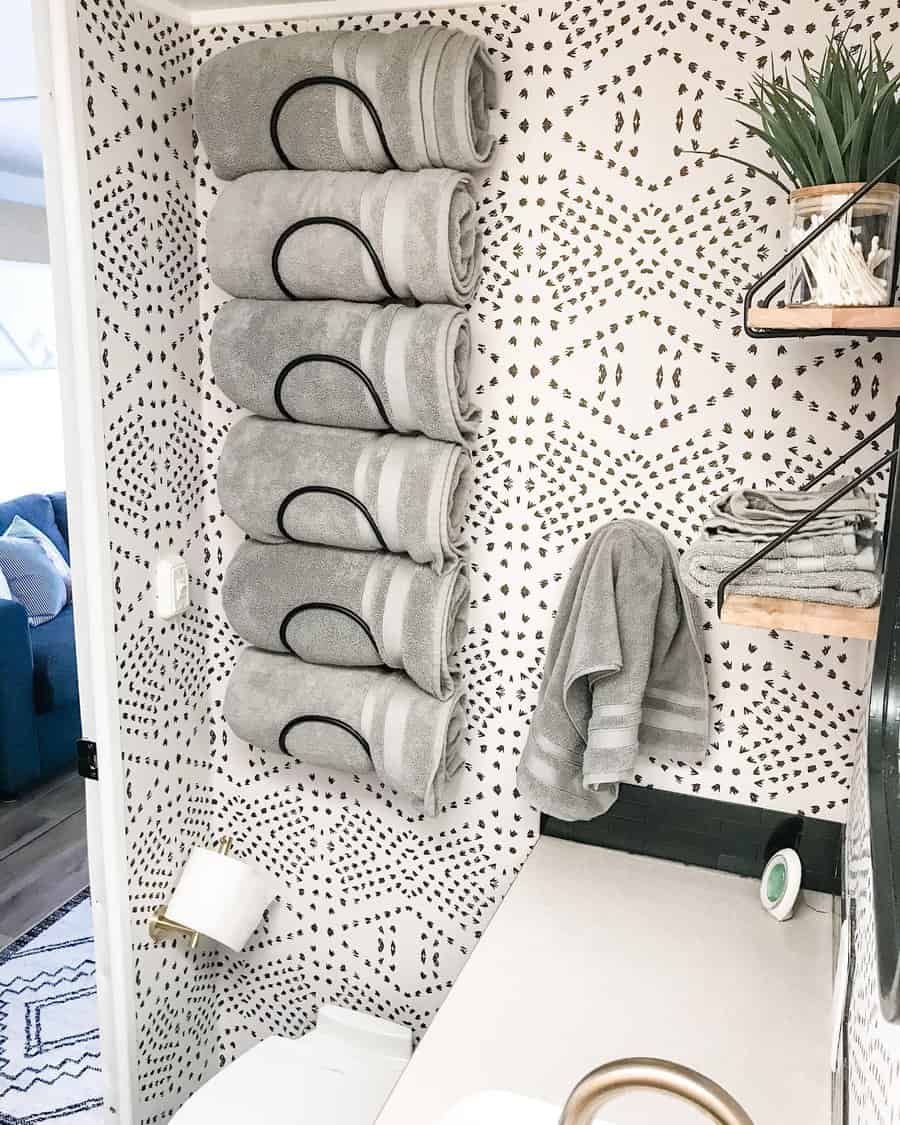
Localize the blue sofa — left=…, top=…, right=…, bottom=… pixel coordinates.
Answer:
left=0, top=492, right=81, bottom=798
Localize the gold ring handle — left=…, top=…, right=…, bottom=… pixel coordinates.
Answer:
left=559, top=1057, right=754, bottom=1125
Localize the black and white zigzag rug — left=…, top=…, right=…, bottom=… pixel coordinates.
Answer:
left=0, top=890, right=102, bottom=1123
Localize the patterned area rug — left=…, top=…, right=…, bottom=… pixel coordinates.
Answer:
left=0, top=890, right=102, bottom=1123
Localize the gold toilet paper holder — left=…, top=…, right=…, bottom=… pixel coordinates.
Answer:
left=148, top=837, right=233, bottom=949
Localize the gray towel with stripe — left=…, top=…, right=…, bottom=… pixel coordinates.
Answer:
left=195, top=28, right=497, bottom=177
left=222, top=540, right=469, bottom=699
left=217, top=417, right=472, bottom=573
left=680, top=536, right=881, bottom=606
left=207, top=170, right=480, bottom=306
left=706, top=479, right=876, bottom=539
left=517, top=520, right=708, bottom=821
left=212, top=299, right=478, bottom=444
left=224, top=648, right=466, bottom=816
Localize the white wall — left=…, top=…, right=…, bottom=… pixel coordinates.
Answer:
left=0, top=370, right=65, bottom=498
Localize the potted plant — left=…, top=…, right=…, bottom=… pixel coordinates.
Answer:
left=723, top=38, right=900, bottom=308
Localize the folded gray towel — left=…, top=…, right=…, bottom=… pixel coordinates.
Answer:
left=222, top=540, right=469, bottom=699
left=207, top=170, right=480, bottom=306
left=218, top=417, right=472, bottom=573
left=517, top=520, right=708, bottom=821
left=195, top=28, right=497, bottom=177
left=212, top=300, right=478, bottom=444
left=681, top=537, right=882, bottom=607
left=225, top=648, right=466, bottom=816
left=706, top=479, right=876, bottom=538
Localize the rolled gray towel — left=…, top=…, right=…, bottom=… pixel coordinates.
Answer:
left=212, top=299, right=478, bottom=444
left=195, top=28, right=497, bottom=177
left=207, top=170, right=480, bottom=306
left=217, top=417, right=472, bottom=573
left=222, top=540, right=469, bottom=699
left=224, top=648, right=466, bottom=816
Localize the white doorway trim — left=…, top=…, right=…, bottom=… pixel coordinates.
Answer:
left=30, top=2, right=138, bottom=1122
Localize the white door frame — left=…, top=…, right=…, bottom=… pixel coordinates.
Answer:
left=30, top=2, right=138, bottom=1121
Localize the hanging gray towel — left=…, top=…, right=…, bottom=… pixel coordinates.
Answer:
left=224, top=648, right=466, bottom=816
left=207, top=170, right=480, bottom=306
left=217, top=417, right=472, bottom=573
left=517, top=520, right=708, bottom=822
left=212, top=299, right=478, bottom=444
left=195, top=28, right=497, bottom=177
left=222, top=540, right=469, bottom=699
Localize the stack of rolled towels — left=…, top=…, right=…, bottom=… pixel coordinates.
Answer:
left=680, top=479, right=882, bottom=608
left=197, top=26, right=498, bottom=815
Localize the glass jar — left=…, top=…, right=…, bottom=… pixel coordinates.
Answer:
left=786, top=182, right=900, bottom=307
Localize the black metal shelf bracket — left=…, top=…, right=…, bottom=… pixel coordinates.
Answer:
left=279, top=601, right=380, bottom=658
left=273, top=353, right=391, bottom=427
left=867, top=401, right=900, bottom=1021
left=278, top=713, right=372, bottom=762
left=269, top=76, right=400, bottom=172
left=276, top=485, right=388, bottom=551
left=744, top=154, right=900, bottom=339
left=271, top=216, right=399, bottom=301
left=716, top=402, right=900, bottom=617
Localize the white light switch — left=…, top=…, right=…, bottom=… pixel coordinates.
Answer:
left=156, top=555, right=191, bottom=620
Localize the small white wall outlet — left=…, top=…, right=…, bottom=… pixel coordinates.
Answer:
left=155, top=555, right=190, bottom=620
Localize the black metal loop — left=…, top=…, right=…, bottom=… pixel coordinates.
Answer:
left=269, top=76, right=399, bottom=172
left=271, top=216, right=398, bottom=302
left=279, top=602, right=380, bottom=657
left=276, top=485, right=388, bottom=551
left=278, top=714, right=372, bottom=761
left=273, top=354, right=391, bottom=427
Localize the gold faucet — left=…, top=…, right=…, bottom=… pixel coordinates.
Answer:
left=558, top=1057, right=754, bottom=1125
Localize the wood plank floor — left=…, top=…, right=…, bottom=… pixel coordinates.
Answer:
left=0, top=770, right=88, bottom=947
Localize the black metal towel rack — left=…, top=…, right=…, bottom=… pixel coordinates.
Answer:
left=715, top=401, right=900, bottom=616
left=276, top=485, right=388, bottom=551
left=269, top=76, right=400, bottom=171
left=271, top=217, right=399, bottom=301
left=267, top=76, right=402, bottom=304
left=278, top=714, right=373, bottom=762
left=279, top=602, right=381, bottom=658
left=273, top=354, right=391, bottom=427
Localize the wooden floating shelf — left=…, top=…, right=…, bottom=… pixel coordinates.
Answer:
left=721, top=594, right=879, bottom=640
left=747, top=305, right=900, bottom=333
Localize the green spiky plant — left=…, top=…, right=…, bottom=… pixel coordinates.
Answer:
left=707, top=37, right=900, bottom=193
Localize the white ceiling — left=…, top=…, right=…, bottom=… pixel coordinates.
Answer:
left=0, top=0, right=43, bottom=207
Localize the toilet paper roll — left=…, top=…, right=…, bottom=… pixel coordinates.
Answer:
left=165, top=847, right=277, bottom=952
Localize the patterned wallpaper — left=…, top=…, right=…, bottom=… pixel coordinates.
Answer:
left=76, top=0, right=900, bottom=1120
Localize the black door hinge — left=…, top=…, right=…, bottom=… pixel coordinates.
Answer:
left=77, top=739, right=99, bottom=781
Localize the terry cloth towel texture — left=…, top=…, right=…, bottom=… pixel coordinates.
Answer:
left=195, top=27, right=497, bottom=177
left=705, top=479, right=876, bottom=539
left=224, top=648, right=466, bottom=816
left=207, top=169, right=480, bottom=306
left=222, top=540, right=469, bottom=699
left=218, top=416, right=472, bottom=573
left=212, top=299, right=478, bottom=444
left=681, top=480, right=881, bottom=608
left=517, top=520, right=709, bottom=821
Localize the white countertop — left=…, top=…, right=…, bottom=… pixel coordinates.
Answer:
left=376, top=838, right=834, bottom=1125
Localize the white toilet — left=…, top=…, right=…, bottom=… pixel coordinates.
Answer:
left=171, top=1004, right=413, bottom=1124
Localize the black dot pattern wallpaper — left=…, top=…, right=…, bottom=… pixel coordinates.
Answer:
left=75, top=0, right=900, bottom=1119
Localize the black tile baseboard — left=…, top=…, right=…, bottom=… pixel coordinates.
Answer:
left=541, top=783, right=842, bottom=895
